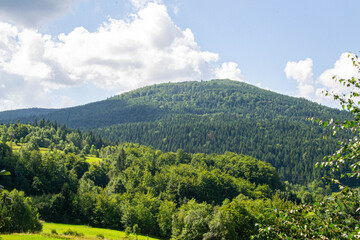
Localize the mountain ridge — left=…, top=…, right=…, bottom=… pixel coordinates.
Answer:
left=0, top=79, right=349, bottom=184
left=0, top=107, right=56, bottom=122
left=0, top=79, right=346, bottom=128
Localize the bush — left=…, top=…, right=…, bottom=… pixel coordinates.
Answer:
left=0, top=189, right=42, bottom=233
left=172, top=199, right=212, bottom=240
left=63, top=228, right=84, bottom=237
left=204, top=196, right=257, bottom=240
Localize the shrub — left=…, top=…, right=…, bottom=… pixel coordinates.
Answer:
left=63, top=228, right=84, bottom=237
left=0, top=189, right=42, bottom=233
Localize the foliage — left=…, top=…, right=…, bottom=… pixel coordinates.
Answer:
left=0, top=169, right=10, bottom=193
left=1, top=118, right=350, bottom=239
left=171, top=199, right=212, bottom=240
left=315, top=54, right=360, bottom=183
left=204, top=195, right=257, bottom=240
left=252, top=194, right=360, bottom=239
left=0, top=189, right=42, bottom=233
left=0, top=122, right=294, bottom=238
left=157, top=200, right=176, bottom=238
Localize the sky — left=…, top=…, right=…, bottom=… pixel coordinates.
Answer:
left=0, top=0, right=359, bottom=111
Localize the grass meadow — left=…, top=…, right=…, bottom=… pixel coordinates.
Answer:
left=1, top=222, right=160, bottom=240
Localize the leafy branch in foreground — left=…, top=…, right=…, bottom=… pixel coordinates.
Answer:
left=315, top=53, right=360, bottom=183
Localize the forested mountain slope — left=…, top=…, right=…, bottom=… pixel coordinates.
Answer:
left=0, top=79, right=347, bottom=128
left=0, top=108, right=55, bottom=122
left=0, top=79, right=350, bottom=184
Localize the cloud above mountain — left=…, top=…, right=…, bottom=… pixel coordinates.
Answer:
left=285, top=53, right=360, bottom=107
left=215, top=62, right=244, bottom=81
left=284, top=58, right=314, bottom=99
left=46, top=3, right=220, bottom=89
left=0, top=1, right=243, bottom=110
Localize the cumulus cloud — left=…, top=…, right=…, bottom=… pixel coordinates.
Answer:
left=44, top=3, right=219, bottom=89
left=0, top=2, right=243, bottom=110
left=0, top=71, right=59, bottom=111
left=284, top=53, right=360, bottom=107
left=284, top=58, right=315, bottom=98
left=2, top=29, right=52, bottom=80
left=130, top=0, right=158, bottom=9
left=313, top=53, right=360, bottom=107
left=0, top=0, right=77, bottom=27
left=317, top=53, right=360, bottom=93
left=214, top=62, right=244, bottom=81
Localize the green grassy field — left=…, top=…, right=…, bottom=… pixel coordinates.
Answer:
left=8, top=142, right=101, bottom=164
left=85, top=155, right=102, bottom=164
left=8, top=142, right=49, bottom=153
left=1, top=222, right=160, bottom=240
left=0, top=234, right=64, bottom=240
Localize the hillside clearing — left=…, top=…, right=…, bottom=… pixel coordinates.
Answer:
left=1, top=222, right=159, bottom=240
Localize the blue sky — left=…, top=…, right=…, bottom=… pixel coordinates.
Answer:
left=0, top=0, right=359, bottom=110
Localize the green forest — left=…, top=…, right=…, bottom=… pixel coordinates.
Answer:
left=0, top=119, right=357, bottom=239
left=1, top=65, right=360, bottom=239
left=0, top=80, right=351, bottom=185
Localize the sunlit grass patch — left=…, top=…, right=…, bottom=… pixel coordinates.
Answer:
left=85, top=155, right=102, bottom=164
left=42, top=222, right=159, bottom=240
left=2, top=222, right=160, bottom=240
left=0, top=233, right=68, bottom=240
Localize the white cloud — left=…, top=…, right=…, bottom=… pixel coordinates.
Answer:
left=43, top=3, right=219, bottom=89
left=284, top=58, right=315, bottom=98
left=284, top=53, right=360, bottom=108
left=214, top=62, right=244, bottom=81
left=0, top=0, right=77, bottom=28
left=284, top=58, right=313, bottom=84
left=2, top=29, right=52, bottom=80
left=314, top=52, right=360, bottom=106
left=130, top=0, right=158, bottom=9
left=59, top=95, right=77, bottom=108
left=317, top=52, right=360, bottom=92
left=0, top=71, right=61, bottom=111
left=0, top=2, right=243, bottom=110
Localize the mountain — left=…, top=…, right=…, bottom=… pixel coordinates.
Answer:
left=0, top=108, right=56, bottom=122
left=0, top=79, right=349, bottom=184
left=1, top=79, right=346, bottom=128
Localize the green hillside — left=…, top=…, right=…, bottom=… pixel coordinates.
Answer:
left=0, top=79, right=350, bottom=184
left=0, top=117, right=358, bottom=239
left=2, top=222, right=159, bottom=240
left=0, top=108, right=55, bottom=122
left=1, top=79, right=347, bottom=128
left=95, top=80, right=348, bottom=184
